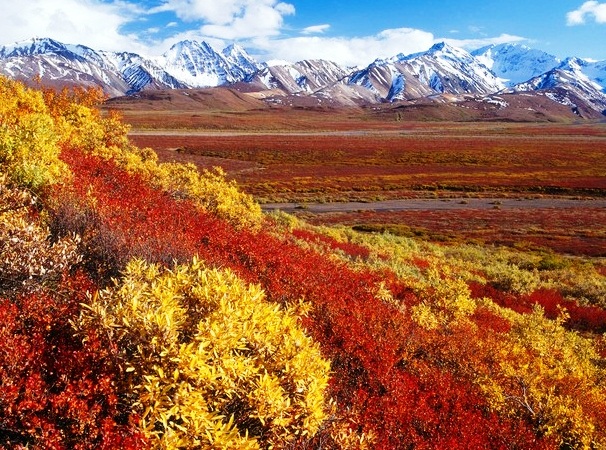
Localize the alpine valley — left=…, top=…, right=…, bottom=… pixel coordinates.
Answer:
left=1, top=37, right=606, bottom=119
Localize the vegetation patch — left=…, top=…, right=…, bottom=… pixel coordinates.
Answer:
left=1, top=77, right=605, bottom=449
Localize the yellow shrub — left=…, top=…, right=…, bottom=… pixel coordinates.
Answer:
left=78, top=257, right=331, bottom=449
left=268, top=210, right=301, bottom=231
left=478, top=300, right=606, bottom=449
left=152, top=163, right=263, bottom=231
left=410, top=266, right=477, bottom=329
left=1, top=77, right=262, bottom=229
left=0, top=77, right=69, bottom=189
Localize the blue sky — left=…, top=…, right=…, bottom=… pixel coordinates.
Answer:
left=2, top=0, right=605, bottom=65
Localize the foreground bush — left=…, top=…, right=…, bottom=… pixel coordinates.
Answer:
left=0, top=75, right=262, bottom=230
left=0, top=174, right=80, bottom=296
left=0, top=273, right=145, bottom=449
left=77, top=258, right=331, bottom=449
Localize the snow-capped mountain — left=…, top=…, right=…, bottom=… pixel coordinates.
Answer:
left=1, top=37, right=605, bottom=116
left=558, top=57, right=606, bottom=92
left=158, top=40, right=263, bottom=88
left=348, top=42, right=504, bottom=102
left=0, top=38, right=131, bottom=96
left=0, top=37, right=263, bottom=96
left=222, top=44, right=265, bottom=81
left=512, top=57, right=606, bottom=115
left=472, top=43, right=560, bottom=87
left=98, top=51, right=186, bottom=95
left=249, top=59, right=349, bottom=94
left=399, top=42, right=505, bottom=94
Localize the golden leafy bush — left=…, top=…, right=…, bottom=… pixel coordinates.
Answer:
left=151, top=162, right=263, bottom=231
left=478, top=300, right=606, bottom=449
left=1, top=76, right=262, bottom=229
left=0, top=76, right=69, bottom=189
left=78, top=257, right=331, bottom=449
left=410, top=266, right=477, bottom=330
left=49, top=88, right=263, bottom=230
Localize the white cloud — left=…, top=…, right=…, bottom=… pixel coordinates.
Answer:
left=468, top=25, right=485, bottom=35
left=151, top=0, right=295, bottom=39
left=567, top=1, right=606, bottom=25
left=302, top=24, right=331, bottom=35
left=252, top=28, right=435, bottom=67
left=0, top=0, right=148, bottom=53
left=442, top=33, right=527, bottom=51
left=0, top=0, right=532, bottom=68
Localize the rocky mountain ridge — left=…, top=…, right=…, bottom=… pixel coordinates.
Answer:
left=1, top=37, right=605, bottom=116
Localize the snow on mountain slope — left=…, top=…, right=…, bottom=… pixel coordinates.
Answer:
left=98, top=51, right=186, bottom=94
left=558, top=58, right=606, bottom=92
left=0, top=37, right=264, bottom=95
left=1, top=37, right=605, bottom=116
left=160, top=40, right=231, bottom=87
left=348, top=42, right=504, bottom=102
left=348, top=61, right=405, bottom=100
left=222, top=44, right=265, bottom=80
left=0, top=37, right=74, bottom=58
left=587, top=61, right=606, bottom=91
left=398, top=43, right=505, bottom=94
left=472, top=43, right=560, bottom=86
left=159, top=40, right=262, bottom=88
left=250, top=59, right=348, bottom=94
left=512, top=57, right=606, bottom=115
left=0, top=38, right=130, bottom=96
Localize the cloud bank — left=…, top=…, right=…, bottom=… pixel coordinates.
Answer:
left=0, top=0, right=529, bottom=66
left=567, top=1, right=606, bottom=25
left=252, top=28, right=435, bottom=67
left=0, top=0, right=147, bottom=53
left=150, top=0, right=295, bottom=39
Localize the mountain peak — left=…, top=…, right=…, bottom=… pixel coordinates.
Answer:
left=1, top=37, right=67, bottom=58
left=166, top=40, right=215, bottom=56
left=427, top=42, right=467, bottom=55
left=223, top=43, right=245, bottom=55
left=472, top=43, right=560, bottom=86
left=559, top=57, right=586, bottom=70
left=221, top=43, right=255, bottom=63
left=429, top=42, right=448, bottom=52
left=400, top=42, right=473, bottom=62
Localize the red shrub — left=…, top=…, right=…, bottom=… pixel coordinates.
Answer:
left=0, top=272, right=145, bottom=449
left=471, top=307, right=513, bottom=334
left=469, top=282, right=606, bottom=334
left=468, top=281, right=533, bottom=314
left=524, top=288, right=606, bottom=333
left=411, top=257, right=432, bottom=270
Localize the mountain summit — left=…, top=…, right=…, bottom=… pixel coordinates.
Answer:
left=159, top=40, right=261, bottom=87
left=472, top=43, right=561, bottom=86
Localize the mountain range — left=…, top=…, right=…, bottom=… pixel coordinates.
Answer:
left=1, top=37, right=605, bottom=118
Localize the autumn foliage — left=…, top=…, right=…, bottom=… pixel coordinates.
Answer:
left=1, top=76, right=605, bottom=449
